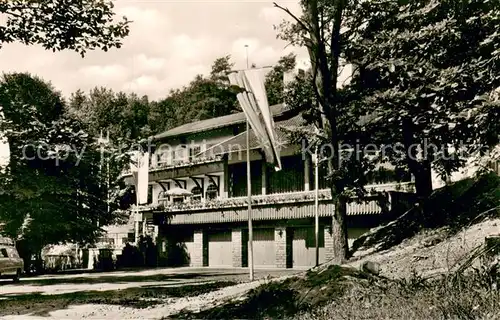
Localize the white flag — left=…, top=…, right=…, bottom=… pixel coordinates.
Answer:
left=228, top=70, right=281, bottom=171
left=130, top=151, right=149, bottom=205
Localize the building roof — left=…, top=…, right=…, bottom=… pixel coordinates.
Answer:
left=199, top=111, right=379, bottom=157
left=150, top=104, right=287, bottom=141
left=200, top=114, right=308, bottom=156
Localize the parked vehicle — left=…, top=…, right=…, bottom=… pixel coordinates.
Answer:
left=0, top=236, right=23, bottom=282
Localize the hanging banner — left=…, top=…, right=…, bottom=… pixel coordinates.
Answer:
left=228, top=69, right=281, bottom=170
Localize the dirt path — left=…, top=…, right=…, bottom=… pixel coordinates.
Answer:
left=0, top=267, right=300, bottom=296
left=0, top=268, right=301, bottom=319
left=0, top=279, right=214, bottom=297
left=1, top=277, right=293, bottom=319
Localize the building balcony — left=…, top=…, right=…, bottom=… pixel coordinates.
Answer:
left=122, top=155, right=225, bottom=184
left=122, top=155, right=224, bottom=177
left=133, top=182, right=414, bottom=223
left=151, top=155, right=224, bottom=172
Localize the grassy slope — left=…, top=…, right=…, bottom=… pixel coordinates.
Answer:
left=351, top=172, right=500, bottom=257
left=167, top=265, right=375, bottom=319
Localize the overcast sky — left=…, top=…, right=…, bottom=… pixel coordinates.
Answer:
left=0, top=1, right=308, bottom=165
left=0, top=0, right=307, bottom=101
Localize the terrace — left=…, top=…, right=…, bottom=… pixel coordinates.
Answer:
left=133, top=182, right=415, bottom=219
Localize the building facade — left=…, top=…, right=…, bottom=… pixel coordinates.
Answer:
left=122, top=104, right=415, bottom=268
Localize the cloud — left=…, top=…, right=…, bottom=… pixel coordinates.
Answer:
left=259, top=3, right=303, bottom=25
left=133, top=54, right=166, bottom=72
left=122, top=75, right=158, bottom=92
left=79, top=64, right=129, bottom=81
left=0, top=1, right=306, bottom=101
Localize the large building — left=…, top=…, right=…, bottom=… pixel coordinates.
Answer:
left=121, top=104, right=415, bottom=268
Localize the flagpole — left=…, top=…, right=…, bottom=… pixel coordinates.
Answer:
left=314, top=146, right=319, bottom=267
left=244, top=44, right=254, bottom=282
left=246, top=119, right=254, bottom=281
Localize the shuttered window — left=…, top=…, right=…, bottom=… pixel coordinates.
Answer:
left=229, top=161, right=262, bottom=197
left=268, top=156, right=305, bottom=194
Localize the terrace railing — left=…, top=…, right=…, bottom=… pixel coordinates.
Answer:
left=140, top=182, right=415, bottom=215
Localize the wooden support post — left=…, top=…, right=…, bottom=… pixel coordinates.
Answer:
left=262, top=160, right=267, bottom=195
left=304, top=141, right=311, bottom=191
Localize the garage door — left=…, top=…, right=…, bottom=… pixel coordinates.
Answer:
left=208, top=230, right=232, bottom=267
left=184, top=239, right=197, bottom=267
left=292, top=227, right=325, bottom=267
left=253, top=229, right=276, bottom=267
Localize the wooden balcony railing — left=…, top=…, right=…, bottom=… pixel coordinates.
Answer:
left=121, top=155, right=223, bottom=176
left=132, top=182, right=414, bottom=216
left=151, top=155, right=223, bottom=171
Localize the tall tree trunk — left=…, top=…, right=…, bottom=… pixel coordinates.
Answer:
left=331, top=189, right=349, bottom=263
left=276, top=0, right=349, bottom=263
left=402, top=118, right=433, bottom=210
left=307, top=0, right=349, bottom=263
left=413, top=160, right=433, bottom=200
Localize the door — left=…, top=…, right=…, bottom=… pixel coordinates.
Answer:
left=208, top=230, right=232, bottom=267
left=253, top=229, right=276, bottom=267
left=292, top=227, right=325, bottom=267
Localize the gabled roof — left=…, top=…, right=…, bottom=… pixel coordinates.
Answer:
left=150, top=104, right=287, bottom=141
left=199, top=114, right=307, bottom=156
left=198, top=111, right=378, bottom=157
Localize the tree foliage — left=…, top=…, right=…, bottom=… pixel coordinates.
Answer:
left=265, top=53, right=297, bottom=106
left=343, top=0, right=500, bottom=199
left=0, top=73, right=118, bottom=256
left=148, top=56, right=239, bottom=133
left=68, top=88, right=150, bottom=144
left=0, top=0, right=130, bottom=56
left=275, top=0, right=500, bottom=262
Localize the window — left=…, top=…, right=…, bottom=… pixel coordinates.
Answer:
left=174, top=146, right=187, bottom=161
left=173, top=196, right=184, bottom=204
left=157, top=148, right=173, bottom=165
left=7, top=248, right=19, bottom=258
left=189, top=146, right=202, bottom=159
left=158, top=191, right=168, bottom=203
left=127, top=233, right=135, bottom=243
left=191, top=186, right=202, bottom=202
left=1, top=248, right=8, bottom=258
left=147, top=185, right=153, bottom=204
left=206, top=183, right=218, bottom=200
left=229, top=161, right=262, bottom=197
left=268, top=156, right=304, bottom=194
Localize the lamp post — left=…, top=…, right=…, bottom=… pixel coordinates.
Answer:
left=244, top=44, right=249, bottom=69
